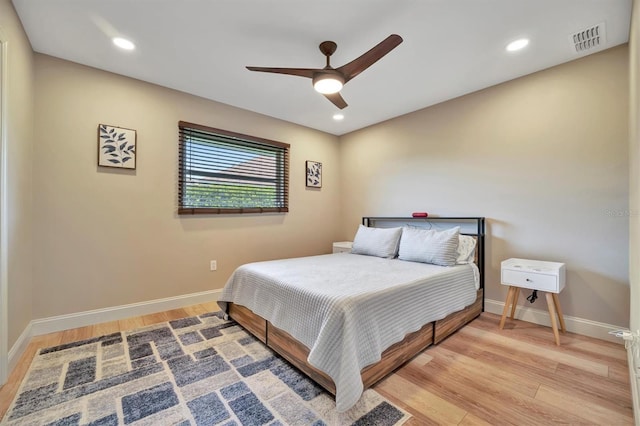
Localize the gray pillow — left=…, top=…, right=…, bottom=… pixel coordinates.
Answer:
left=398, top=226, right=460, bottom=266
left=351, top=225, right=403, bottom=259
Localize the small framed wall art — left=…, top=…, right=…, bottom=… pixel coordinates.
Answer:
left=98, top=124, right=137, bottom=169
left=306, top=160, right=322, bottom=188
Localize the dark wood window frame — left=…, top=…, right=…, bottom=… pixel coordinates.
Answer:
left=178, top=121, right=289, bottom=215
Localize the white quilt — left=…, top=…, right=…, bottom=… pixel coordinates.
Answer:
left=218, top=253, right=478, bottom=412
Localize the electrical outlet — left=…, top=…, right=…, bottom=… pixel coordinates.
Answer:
left=210, top=260, right=217, bottom=271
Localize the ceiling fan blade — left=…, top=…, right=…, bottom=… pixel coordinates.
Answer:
left=337, top=34, right=403, bottom=83
left=324, top=92, right=348, bottom=109
left=246, top=66, right=317, bottom=79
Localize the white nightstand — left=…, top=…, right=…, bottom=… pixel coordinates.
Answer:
left=499, top=258, right=567, bottom=345
left=332, top=241, right=353, bottom=254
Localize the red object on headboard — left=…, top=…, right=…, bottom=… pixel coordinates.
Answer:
left=412, top=212, right=429, bottom=217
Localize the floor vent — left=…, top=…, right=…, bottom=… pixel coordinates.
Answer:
left=569, top=22, right=605, bottom=53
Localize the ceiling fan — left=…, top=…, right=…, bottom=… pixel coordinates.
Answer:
left=246, top=34, right=403, bottom=109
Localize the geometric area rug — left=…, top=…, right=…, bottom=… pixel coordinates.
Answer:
left=1, top=311, right=410, bottom=425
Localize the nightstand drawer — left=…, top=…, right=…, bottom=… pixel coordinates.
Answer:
left=502, top=269, right=559, bottom=292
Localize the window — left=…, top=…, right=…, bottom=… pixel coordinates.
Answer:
left=178, top=121, right=289, bottom=214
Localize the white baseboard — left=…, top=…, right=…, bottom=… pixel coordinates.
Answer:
left=485, top=298, right=624, bottom=344
left=8, top=292, right=621, bottom=376
left=8, top=321, right=32, bottom=374
left=31, top=289, right=223, bottom=336
left=7, top=289, right=222, bottom=378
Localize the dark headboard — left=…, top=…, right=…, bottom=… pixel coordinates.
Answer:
left=362, top=216, right=486, bottom=308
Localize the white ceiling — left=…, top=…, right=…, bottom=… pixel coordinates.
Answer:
left=12, top=0, right=633, bottom=136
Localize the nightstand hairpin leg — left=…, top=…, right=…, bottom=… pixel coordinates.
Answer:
left=552, top=293, right=566, bottom=333
left=545, top=292, right=561, bottom=346
left=510, top=288, right=520, bottom=319
left=499, top=286, right=516, bottom=329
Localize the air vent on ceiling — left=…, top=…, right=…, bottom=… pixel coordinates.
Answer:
left=570, top=22, right=605, bottom=53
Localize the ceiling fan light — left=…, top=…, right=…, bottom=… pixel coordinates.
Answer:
left=313, top=75, right=344, bottom=94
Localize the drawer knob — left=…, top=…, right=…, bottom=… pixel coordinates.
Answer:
left=526, top=278, right=532, bottom=282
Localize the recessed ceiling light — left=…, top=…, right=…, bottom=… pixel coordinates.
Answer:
left=333, top=113, right=344, bottom=121
left=506, top=38, right=529, bottom=52
left=112, top=37, right=135, bottom=50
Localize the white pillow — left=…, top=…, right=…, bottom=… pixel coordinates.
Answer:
left=398, top=226, right=460, bottom=266
left=457, top=235, right=477, bottom=264
left=351, top=225, right=402, bottom=259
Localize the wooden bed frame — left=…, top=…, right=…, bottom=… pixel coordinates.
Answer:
left=228, top=216, right=486, bottom=395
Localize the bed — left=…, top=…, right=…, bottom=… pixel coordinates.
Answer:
left=218, top=217, right=485, bottom=411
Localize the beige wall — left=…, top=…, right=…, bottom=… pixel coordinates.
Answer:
left=33, top=54, right=341, bottom=318
left=0, top=0, right=34, bottom=349
left=339, top=46, right=630, bottom=327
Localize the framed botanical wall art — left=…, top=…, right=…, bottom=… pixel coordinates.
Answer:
left=306, top=160, right=322, bottom=188
left=98, top=124, right=137, bottom=169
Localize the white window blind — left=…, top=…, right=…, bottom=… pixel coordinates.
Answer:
left=178, top=121, right=289, bottom=214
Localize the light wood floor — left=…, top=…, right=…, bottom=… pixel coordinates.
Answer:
left=375, top=313, right=634, bottom=425
left=0, top=307, right=633, bottom=425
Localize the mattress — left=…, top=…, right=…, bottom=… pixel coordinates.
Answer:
left=218, top=253, right=478, bottom=411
